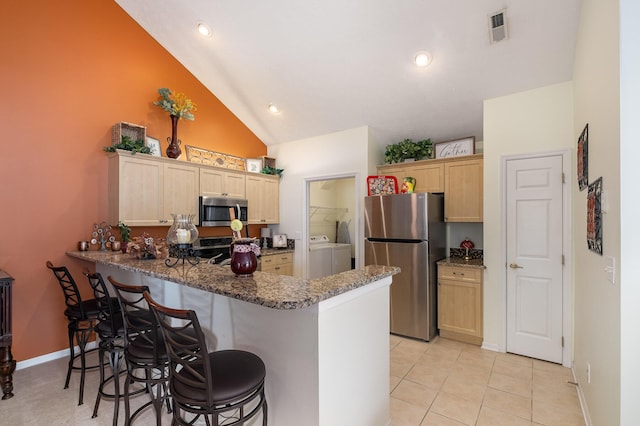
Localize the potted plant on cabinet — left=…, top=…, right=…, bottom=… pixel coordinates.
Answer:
left=384, top=138, right=433, bottom=164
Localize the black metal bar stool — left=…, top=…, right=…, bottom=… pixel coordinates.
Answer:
left=144, top=291, right=268, bottom=426
left=46, top=260, right=100, bottom=406
left=85, top=272, right=126, bottom=425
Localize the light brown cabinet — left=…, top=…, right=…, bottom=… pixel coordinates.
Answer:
left=443, top=158, right=483, bottom=222
left=246, top=174, right=280, bottom=224
left=437, top=264, right=483, bottom=345
left=163, top=161, right=200, bottom=220
left=377, top=154, right=482, bottom=222
left=261, top=252, right=293, bottom=275
left=199, top=168, right=246, bottom=198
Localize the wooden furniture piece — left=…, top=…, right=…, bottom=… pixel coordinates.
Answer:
left=145, top=292, right=268, bottom=426
left=437, top=263, right=483, bottom=345
left=261, top=252, right=293, bottom=276
left=377, top=154, right=483, bottom=222
left=0, top=270, right=15, bottom=400
left=246, top=173, right=280, bottom=224
left=199, top=167, right=246, bottom=198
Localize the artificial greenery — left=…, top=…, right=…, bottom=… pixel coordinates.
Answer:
left=117, top=222, right=131, bottom=242
left=261, top=166, right=284, bottom=177
left=384, top=138, right=433, bottom=164
left=154, top=87, right=197, bottom=120
left=103, top=135, right=151, bottom=154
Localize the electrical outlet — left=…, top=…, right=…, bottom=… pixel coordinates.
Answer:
left=587, top=363, right=591, bottom=384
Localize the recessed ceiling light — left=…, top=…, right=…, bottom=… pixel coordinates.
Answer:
left=197, top=22, right=212, bottom=38
left=268, top=103, right=280, bottom=114
left=414, top=51, right=432, bottom=67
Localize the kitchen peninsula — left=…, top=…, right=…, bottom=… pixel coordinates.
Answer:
left=67, top=251, right=398, bottom=426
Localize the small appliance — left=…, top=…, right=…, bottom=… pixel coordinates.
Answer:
left=199, top=196, right=248, bottom=227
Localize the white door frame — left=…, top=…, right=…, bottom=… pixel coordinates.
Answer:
left=303, top=172, right=361, bottom=279
left=500, top=149, right=573, bottom=367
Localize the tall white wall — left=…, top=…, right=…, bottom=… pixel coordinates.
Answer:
left=572, top=0, right=622, bottom=424
left=483, top=82, right=574, bottom=350
left=268, top=126, right=376, bottom=277
left=620, top=1, right=640, bottom=424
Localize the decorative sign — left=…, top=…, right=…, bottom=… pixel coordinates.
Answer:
left=577, top=124, right=588, bottom=191
left=185, top=145, right=246, bottom=170
left=434, top=137, right=475, bottom=159
left=587, top=177, right=602, bottom=255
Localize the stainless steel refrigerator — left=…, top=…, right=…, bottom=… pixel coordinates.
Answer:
left=364, top=193, right=445, bottom=341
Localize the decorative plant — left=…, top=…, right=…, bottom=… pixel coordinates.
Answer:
left=384, top=138, right=433, bottom=164
left=261, top=166, right=284, bottom=177
left=103, top=135, right=151, bottom=154
left=117, top=222, right=131, bottom=242
left=153, top=88, right=197, bottom=120
left=127, top=233, right=168, bottom=259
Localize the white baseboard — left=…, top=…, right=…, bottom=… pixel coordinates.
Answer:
left=571, top=366, right=592, bottom=426
left=16, top=341, right=98, bottom=371
left=481, top=341, right=501, bottom=352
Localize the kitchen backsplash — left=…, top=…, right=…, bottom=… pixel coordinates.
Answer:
left=449, top=248, right=483, bottom=260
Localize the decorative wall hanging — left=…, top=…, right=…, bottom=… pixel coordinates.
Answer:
left=587, top=176, right=602, bottom=255
left=577, top=124, right=588, bottom=191
left=434, top=136, right=475, bottom=159
left=185, top=145, right=246, bottom=170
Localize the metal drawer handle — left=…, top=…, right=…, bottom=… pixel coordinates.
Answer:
left=509, top=263, right=523, bottom=269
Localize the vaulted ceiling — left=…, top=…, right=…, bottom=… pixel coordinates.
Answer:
left=115, top=0, right=581, bottom=150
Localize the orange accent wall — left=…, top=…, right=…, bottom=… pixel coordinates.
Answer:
left=0, top=1, right=266, bottom=361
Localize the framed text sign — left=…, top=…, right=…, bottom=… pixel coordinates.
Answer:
left=434, top=137, right=475, bottom=159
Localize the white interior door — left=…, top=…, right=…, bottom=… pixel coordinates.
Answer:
left=506, top=154, right=564, bottom=363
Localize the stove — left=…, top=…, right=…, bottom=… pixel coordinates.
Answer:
left=192, top=237, right=233, bottom=263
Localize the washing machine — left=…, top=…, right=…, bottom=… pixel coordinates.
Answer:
left=309, top=235, right=352, bottom=279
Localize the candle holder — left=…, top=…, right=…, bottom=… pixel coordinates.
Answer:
left=165, top=214, right=200, bottom=267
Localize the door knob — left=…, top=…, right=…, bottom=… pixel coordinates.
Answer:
left=509, top=263, right=523, bottom=269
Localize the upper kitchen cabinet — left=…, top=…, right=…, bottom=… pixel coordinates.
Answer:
left=444, top=157, right=483, bottom=222
left=377, top=154, right=483, bottom=222
left=200, top=168, right=246, bottom=199
left=108, top=151, right=199, bottom=226
left=246, top=174, right=279, bottom=224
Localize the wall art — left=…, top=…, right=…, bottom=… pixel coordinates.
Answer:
left=577, top=124, right=588, bottom=191
left=587, top=176, right=602, bottom=255
left=434, top=136, right=475, bottom=159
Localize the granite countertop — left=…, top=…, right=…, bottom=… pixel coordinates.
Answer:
left=67, top=251, right=399, bottom=310
left=260, top=248, right=295, bottom=257
left=436, top=257, right=486, bottom=269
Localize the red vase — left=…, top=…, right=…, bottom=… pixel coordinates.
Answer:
left=230, top=241, right=258, bottom=277
left=166, top=115, right=182, bottom=159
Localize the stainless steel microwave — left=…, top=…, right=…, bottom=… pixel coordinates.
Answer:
left=199, top=196, right=248, bottom=227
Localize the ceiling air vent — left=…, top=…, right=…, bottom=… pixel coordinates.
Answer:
left=489, top=9, right=508, bottom=44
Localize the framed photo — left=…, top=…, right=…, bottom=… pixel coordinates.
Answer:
left=246, top=158, right=262, bottom=173
left=145, top=136, right=161, bottom=157
left=434, top=137, right=475, bottom=159
left=587, top=177, right=603, bottom=255
left=577, top=124, right=588, bottom=191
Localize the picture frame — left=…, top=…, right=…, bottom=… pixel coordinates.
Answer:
left=246, top=158, right=262, bottom=173
left=434, top=136, right=475, bottom=159
left=577, top=124, right=588, bottom=191
left=145, top=136, right=161, bottom=157
left=587, top=176, right=603, bottom=255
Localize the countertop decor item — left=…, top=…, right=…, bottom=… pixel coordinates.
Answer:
left=367, top=175, right=398, bottom=195
left=90, top=222, right=116, bottom=251
left=103, top=135, right=151, bottom=155
left=106, top=122, right=148, bottom=154
left=384, top=138, right=433, bottom=163
left=128, top=233, right=168, bottom=259
left=460, top=238, right=475, bottom=261
left=165, top=214, right=200, bottom=267
left=117, top=221, right=131, bottom=253
left=401, top=176, right=416, bottom=193
left=230, top=238, right=260, bottom=277
left=154, top=88, right=197, bottom=159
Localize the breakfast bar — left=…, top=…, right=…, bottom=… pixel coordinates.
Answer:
left=67, top=251, right=399, bottom=426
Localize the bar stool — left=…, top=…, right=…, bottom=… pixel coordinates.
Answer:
left=46, top=260, right=99, bottom=406
left=144, top=291, right=268, bottom=426
left=108, top=277, right=171, bottom=426
left=85, top=272, right=125, bottom=425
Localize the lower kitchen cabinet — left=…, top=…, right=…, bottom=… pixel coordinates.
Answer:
left=437, top=264, right=483, bottom=345
left=261, top=252, right=293, bottom=276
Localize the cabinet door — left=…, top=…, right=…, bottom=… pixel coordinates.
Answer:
left=110, top=155, right=164, bottom=226
left=246, top=175, right=280, bottom=224
left=437, top=279, right=482, bottom=337
left=200, top=169, right=246, bottom=198
left=376, top=166, right=407, bottom=183
left=444, top=159, right=483, bottom=222
left=163, top=162, right=200, bottom=222
left=411, top=163, right=444, bottom=193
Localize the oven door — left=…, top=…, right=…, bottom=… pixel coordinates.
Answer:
left=199, top=196, right=248, bottom=227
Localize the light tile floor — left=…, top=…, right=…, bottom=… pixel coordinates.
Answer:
left=0, top=336, right=586, bottom=425
left=390, top=334, right=586, bottom=426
